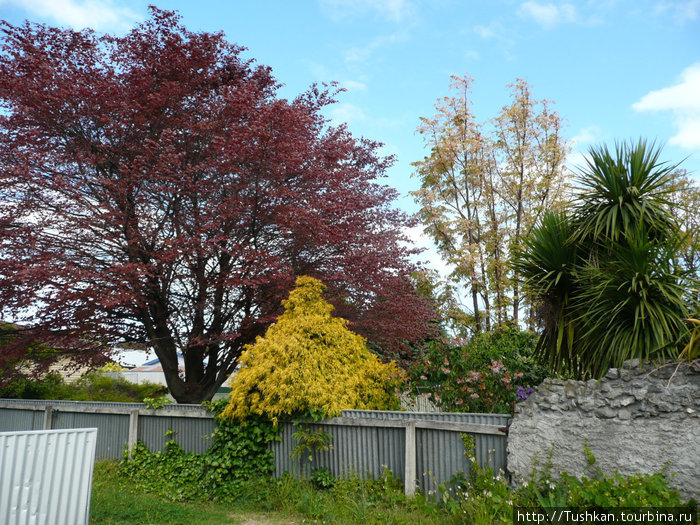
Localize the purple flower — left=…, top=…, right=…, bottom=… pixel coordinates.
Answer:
left=517, top=386, right=534, bottom=401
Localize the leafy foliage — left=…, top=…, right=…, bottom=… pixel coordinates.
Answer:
left=436, top=436, right=693, bottom=524
left=517, top=447, right=690, bottom=510
left=406, top=328, right=546, bottom=413
left=121, top=399, right=277, bottom=501
left=514, top=140, right=695, bottom=378
left=222, top=276, right=405, bottom=424
left=91, top=460, right=240, bottom=525
left=309, top=467, right=335, bottom=490
left=0, top=373, right=65, bottom=400
left=574, top=142, right=677, bottom=242
left=291, top=426, right=333, bottom=463
left=0, top=7, right=434, bottom=403
left=680, top=318, right=700, bottom=360
left=0, top=323, right=107, bottom=388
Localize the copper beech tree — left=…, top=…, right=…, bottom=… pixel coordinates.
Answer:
left=0, top=9, right=434, bottom=403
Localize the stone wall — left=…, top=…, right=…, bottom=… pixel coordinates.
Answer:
left=507, top=359, right=700, bottom=501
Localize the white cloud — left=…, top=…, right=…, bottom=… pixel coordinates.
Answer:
left=518, top=1, right=577, bottom=29
left=571, top=126, right=601, bottom=147
left=319, top=0, right=413, bottom=23
left=566, top=126, right=602, bottom=172
left=341, top=80, right=368, bottom=92
left=344, top=33, right=404, bottom=64
left=632, top=63, right=700, bottom=149
left=473, top=21, right=503, bottom=39
left=2, top=0, right=141, bottom=31
left=654, top=0, right=700, bottom=23
left=632, top=64, right=700, bottom=112
left=403, top=225, right=452, bottom=278
left=463, top=49, right=480, bottom=61
left=326, top=102, right=367, bottom=126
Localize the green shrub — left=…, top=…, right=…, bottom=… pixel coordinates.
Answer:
left=310, top=467, right=335, bottom=490
left=437, top=434, right=513, bottom=523
left=69, top=371, right=167, bottom=402
left=407, top=328, right=547, bottom=413
left=0, top=370, right=166, bottom=402
left=0, top=372, right=65, bottom=399
left=290, top=425, right=333, bottom=463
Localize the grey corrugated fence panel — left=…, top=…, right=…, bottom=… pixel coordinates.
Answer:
left=0, top=427, right=97, bottom=525
left=343, top=409, right=511, bottom=426
left=343, top=408, right=509, bottom=494
left=271, top=421, right=406, bottom=481
left=0, top=400, right=506, bottom=495
left=52, top=411, right=130, bottom=459
left=271, top=416, right=506, bottom=497
left=0, top=407, right=44, bottom=432
left=138, top=415, right=216, bottom=454
left=0, top=399, right=214, bottom=459
left=414, top=428, right=507, bottom=496
left=0, top=399, right=207, bottom=413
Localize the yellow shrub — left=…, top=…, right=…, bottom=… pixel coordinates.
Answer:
left=100, top=362, right=124, bottom=373
left=222, top=276, right=404, bottom=424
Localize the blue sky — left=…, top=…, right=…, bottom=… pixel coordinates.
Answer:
left=1, top=0, right=699, bottom=272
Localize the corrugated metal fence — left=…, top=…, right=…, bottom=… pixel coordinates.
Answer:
left=0, top=399, right=508, bottom=496
left=0, top=399, right=216, bottom=458
left=0, top=427, right=97, bottom=525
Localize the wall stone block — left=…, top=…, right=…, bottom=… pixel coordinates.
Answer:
left=507, top=360, right=700, bottom=501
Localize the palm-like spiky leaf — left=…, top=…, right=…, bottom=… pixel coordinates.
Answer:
left=513, top=211, right=581, bottom=374
left=575, top=139, right=678, bottom=242
left=515, top=140, right=691, bottom=378
left=571, top=227, right=689, bottom=376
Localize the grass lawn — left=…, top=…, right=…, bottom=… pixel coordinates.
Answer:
left=90, top=461, right=300, bottom=525
left=90, top=461, right=453, bottom=525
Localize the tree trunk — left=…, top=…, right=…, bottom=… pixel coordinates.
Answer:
left=471, top=282, right=481, bottom=333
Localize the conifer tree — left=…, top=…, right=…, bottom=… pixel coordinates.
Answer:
left=222, top=276, right=404, bottom=424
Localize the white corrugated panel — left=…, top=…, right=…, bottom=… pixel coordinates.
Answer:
left=0, top=428, right=97, bottom=525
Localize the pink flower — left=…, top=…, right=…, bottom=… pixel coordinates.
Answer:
left=466, top=371, right=480, bottom=383
left=514, top=371, right=524, bottom=379
left=420, top=375, right=427, bottom=380
left=441, top=367, right=450, bottom=374
left=488, top=360, right=504, bottom=375
left=444, top=357, right=450, bottom=366
left=470, top=393, right=480, bottom=399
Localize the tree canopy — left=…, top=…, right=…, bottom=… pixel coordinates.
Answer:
left=412, top=75, right=568, bottom=336
left=514, top=140, right=695, bottom=378
left=0, top=8, right=434, bottom=403
left=222, top=276, right=404, bottom=424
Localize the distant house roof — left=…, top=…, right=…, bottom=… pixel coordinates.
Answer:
left=132, top=352, right=185, bottom=373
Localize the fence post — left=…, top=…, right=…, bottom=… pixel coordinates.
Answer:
left=404, top=420, right=416, bottom=497
left=127, top=409, right=139, bottom=457
left=42, top=406, right=53, bottom=430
